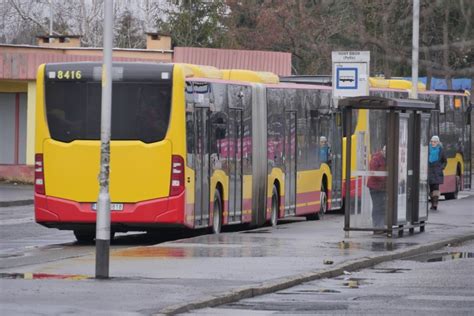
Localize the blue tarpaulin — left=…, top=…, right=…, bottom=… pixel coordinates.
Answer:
left=404, top=77, right=472, bottom=91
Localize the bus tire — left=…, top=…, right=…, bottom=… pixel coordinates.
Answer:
left=212, top=189, right=222, bottom=234
left=270, top=185, right=279, bottom=227
left=73, top=230, right=95, bottom=243
left=74, top=229, right=115, bottom=243
left=317, top=183, right=328, bottom=220
left=306, top=183, right=327, bottom=221
left=445, top=171, right=461, bottom=200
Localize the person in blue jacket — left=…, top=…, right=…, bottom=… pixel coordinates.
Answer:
left=319, top=136, right=331, bottom=165
left=428, top=135, right=447, bottom=210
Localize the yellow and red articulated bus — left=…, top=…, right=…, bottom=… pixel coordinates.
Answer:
left=369, top=79, right=472, bottom=198
left=35, top=63, right=340, bottom=242
left=262, top=81, right=343, bottom=221
left=418, top=89, right=471, bottom=198
left=281, top=76, right=471, bottom=207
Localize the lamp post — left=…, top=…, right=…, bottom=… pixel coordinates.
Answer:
left=411, top=0, right=420, bottom=99
left=95, top=0, right=114, bottom=279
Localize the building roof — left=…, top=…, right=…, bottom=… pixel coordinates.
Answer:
left=0, top=44, right=292, bottom=80
left=36, top=34, right=82, bottom=39
left=0, top=44, right=172, bottom=80
left=173, top=47, right=291, bottom=76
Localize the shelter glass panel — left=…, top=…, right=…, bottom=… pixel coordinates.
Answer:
left=350, top=110, right=388, bottom=229
left=397, top=115, right=409, bottom=223
left=419, top=115, right=430, bottom=219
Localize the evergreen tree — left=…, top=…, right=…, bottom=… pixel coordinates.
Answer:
left=155, top=0, right=227, bottom=48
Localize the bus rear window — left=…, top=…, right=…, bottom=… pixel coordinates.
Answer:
left=45, top=81, right=171, bottom=143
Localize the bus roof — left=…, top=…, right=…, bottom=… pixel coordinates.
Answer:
left=279, top=75, right=431, bottom=91
left=181, top=64, right=223, bottom=79
left=368, top=77, right=426, bottom=91
left=280, top=75, right=332, bottom=86
left=222, top=69, right=279, bottom=84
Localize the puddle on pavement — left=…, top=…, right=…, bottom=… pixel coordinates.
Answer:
left=332, top=276, right=371, bottom=287
left=403, top=252, right=474, bottom=262
left=372, top=267, right=411, bottom=273
left=112, top=238, right=420, bottom=259
left=113, top=244, right=273, bottom=258
left=174, top=234, right=277, bottom=245
left=242, top=229, right=272, bottom=234
left=277, top=289, right=341, bottom=294
left=334, top=241, right=417, bottom=252
left=0, top=272, right=90, bottom=280
left=112, top=232, right=300, bottom=258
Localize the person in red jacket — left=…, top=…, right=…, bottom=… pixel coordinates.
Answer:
left=367, top=146, right=386, bottom=229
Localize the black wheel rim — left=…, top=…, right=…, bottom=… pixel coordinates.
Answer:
left=271, top=193, right=278, bottom=227
left=320, top=191, right=327, bottom=215
left=213, top=194, right=221, bottom=234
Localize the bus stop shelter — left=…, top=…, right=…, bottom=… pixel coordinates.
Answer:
left=340, top=96, right=435, bottom=237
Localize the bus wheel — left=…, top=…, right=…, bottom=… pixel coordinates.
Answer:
left=306, top=184, right=327, bottom=221
left=212, top=190, right=222, bottom=234
left=73, top=230, right=95, bottom=244
left=445, top=173, right=461, bottom=200
left=74, top=230, right=115, bottom=243
left=270, top=185, right=279, bottom=227
left=317, top=185, right=328, bottom=220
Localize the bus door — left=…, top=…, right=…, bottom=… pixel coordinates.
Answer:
left=462, top=98, right=471, bottom=189
left=329, top=111, right=343, bottom=209
left=194, top=106, right=210, bottom=227
left=228, top=108, right=243, bottom=222
left=284, top=111, right=297, bottom=215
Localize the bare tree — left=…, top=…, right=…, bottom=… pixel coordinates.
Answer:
left=224, top=0, right=350, bottom=74
left=1, top=0, right=169, bottom=47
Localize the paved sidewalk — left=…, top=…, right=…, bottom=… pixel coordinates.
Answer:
left=0, top=182, right=34, bottom=207
left=0, top=189, right=473, bottom=315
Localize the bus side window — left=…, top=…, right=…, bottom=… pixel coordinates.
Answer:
left=209, top=83, right=228, bottom=169
left=309, top=110, right=319, bottom=168
left=186, top=111, right=195, bottom=168
left=210, top=114, right=227, bottom=169
left=296, top=90, right=307, bottom=170
left=185, top=82, right=194, bottom=168
left=193, top=82, right=211, bottom=106
left=453, top=101, right=464, bottom=154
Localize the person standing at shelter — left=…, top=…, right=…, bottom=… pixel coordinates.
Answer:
left=428, top=135, right=447, bottom=210
left=367, top=146, right=386, bottom=229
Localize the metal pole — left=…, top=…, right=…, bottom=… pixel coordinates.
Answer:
left=49, top=0, right=53, bottom=43
left=411, top=0, right=420, bottom=99
left=412, top=113, right=421, bottom=223
left=344, top=108, right=352, bottom=238
left=96, top=0, right=114, bottom=279
left=386, top=110, right=398, bottom=238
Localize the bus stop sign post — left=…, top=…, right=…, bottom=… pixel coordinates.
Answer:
left=332, top=51, right=370, bottom=105
left=96, top=0, right=114, bottom=279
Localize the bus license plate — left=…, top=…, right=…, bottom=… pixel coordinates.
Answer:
left=91, top=203, right=124, bottom=211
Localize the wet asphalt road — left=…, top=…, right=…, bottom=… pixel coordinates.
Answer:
left=0, top=191, right=472, bottom=315
left=0, top=203, right=200, bottom=269
left=190, top=240, right=474, bottom=315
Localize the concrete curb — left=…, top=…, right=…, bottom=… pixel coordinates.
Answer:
left=0, top=200, right=34, bottom=207
left=157, top=233, right=474, bottom=315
